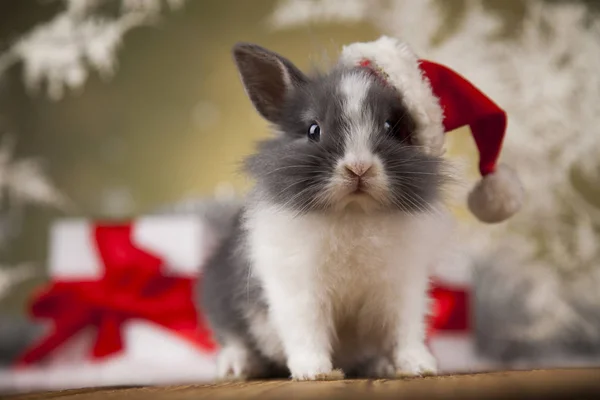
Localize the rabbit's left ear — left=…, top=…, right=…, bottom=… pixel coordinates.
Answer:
left=232, top=42, right=308, bottom=124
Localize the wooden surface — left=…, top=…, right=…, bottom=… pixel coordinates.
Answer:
left=3, top=369, right=600, bottom=400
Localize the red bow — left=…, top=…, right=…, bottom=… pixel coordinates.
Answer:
left=17, top=224, right=216, bottom=365
left=427, top=283, right=470, bottom=337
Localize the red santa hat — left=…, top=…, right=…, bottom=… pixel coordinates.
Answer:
left=340, top=36, right=524, bottom=223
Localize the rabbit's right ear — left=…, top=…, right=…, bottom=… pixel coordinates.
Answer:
left=232, top=43, right=308, bottom=123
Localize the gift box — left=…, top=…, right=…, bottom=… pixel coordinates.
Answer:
left=427, top=255, right=497, bottom=373
left=6, top=216, right=219, bottom=391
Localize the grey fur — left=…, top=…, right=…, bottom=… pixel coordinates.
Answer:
left=232, top=43, right=308, bottom=123
left=199, top=211, right=289, bottom=378
left=198, top=43, right=450, bottom=379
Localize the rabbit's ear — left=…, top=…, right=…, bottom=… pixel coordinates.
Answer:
left=232, top=43, right=308, bottom=123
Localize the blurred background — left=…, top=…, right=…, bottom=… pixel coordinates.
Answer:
left=1, top=0, right=600, bottom=392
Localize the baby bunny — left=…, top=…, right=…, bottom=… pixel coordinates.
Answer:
left=199, top=40, right=456, bottom=381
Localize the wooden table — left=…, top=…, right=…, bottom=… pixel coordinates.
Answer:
left=4, top=369, right=600, bottom=400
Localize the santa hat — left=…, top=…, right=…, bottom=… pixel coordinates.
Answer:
left=340, top=36, right=524, bottom=223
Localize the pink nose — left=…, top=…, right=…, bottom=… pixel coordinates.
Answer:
left=345, top=162, right=372, bottom=177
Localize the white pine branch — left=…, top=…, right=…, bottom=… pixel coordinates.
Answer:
left=0, top=263, right=36, bottom=301
left=0, top=134, right=71, bottom=213
left=0, top=0, right=187, bottom=100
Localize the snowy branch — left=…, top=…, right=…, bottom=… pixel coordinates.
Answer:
left=0, top=133, right=72, bottom=251
left=0, top=263, right=36, bottom=302
left=0, top=0, right=186, bottom=100
left=268, top=0, right=372, bottom=29
left=0, top=135, right=70, bottom=212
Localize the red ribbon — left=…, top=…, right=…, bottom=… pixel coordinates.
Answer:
left=17, top=224, right=216, bottom=365
left=427, top=283, right=470, bottom=337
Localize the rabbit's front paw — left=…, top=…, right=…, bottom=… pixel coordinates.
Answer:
left=395, top=345, right=437, bottom=377
left=289, top=354, right=343, bottom=381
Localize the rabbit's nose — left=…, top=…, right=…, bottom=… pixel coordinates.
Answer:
left=344, top=162, right=373, bottom=177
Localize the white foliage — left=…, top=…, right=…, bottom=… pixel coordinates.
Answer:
left=0, top=135, right=69, bottom=211
left=269, top=0, right=600, bottom=276
left=121, top=0, right=186, bottom=13
left=0, top=134, right=70, bottom=254
left=0, top=263, right=35, bottom=301
left=0, top=0, right=186, bottom=100
left=269, top=0, right=370, bottom=29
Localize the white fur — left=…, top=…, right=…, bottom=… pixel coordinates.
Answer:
left=246, top=304, right=286, bottom=363
left=340, top=36, right=446, bottom=157
left=467, top=164, right=524, bottom=223
left=322, top=71, right=390, bottom=212
left=340, top=72, right=373, bottom=160
left=217, top=339, right=257, bottom=380
left=243, top=203, right=455, bottom=380
left=340, top=72, right=370, bottom=117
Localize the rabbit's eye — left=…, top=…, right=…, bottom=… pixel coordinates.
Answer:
left=385, top=118, right=412, bottom=144
left=308, top=123, right=321, bottom=142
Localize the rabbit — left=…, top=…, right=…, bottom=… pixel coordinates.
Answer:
left=198, top=42, right=455, bottom=381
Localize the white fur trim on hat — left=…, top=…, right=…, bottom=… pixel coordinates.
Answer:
left=340, top=36, right=445, bottom=156
left=467, top=164, right=524, bottom=223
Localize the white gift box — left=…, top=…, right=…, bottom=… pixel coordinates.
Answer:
left=49, top=216, right=212, bottom=279
left=428, top=251, right=494, bottom=373
left=0, top=216, right=220, bottom=393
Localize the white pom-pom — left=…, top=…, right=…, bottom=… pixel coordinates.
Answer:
left=467, top=164, right=524, bottom=223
